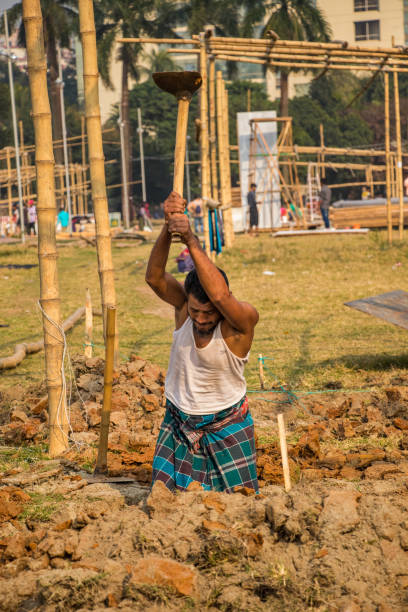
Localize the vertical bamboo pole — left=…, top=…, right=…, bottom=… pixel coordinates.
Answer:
left=384, top=72, right=392, bottom=244
left=70, top=165, right=77, bottom=216
left=19, top=121, right=27, bottom=200
left=199, top=35, right=211, bottom=256
left=393, top=69, right=404, bottom=240
left=319, top=123, right=325, bottom=179
left=209, top=56, right=218, bottom=201
left=77, top=166, right=84, bottom=215
left=94, top=305, right=115, bottom=475
left=84, top=287, right=93, bottom=358
left=216, top=70, right=230, bottom=247
left=58, top=167, right=65, bottom=211
left=222, top=82, right=234, bottom=246
left=247, top=88, right=251, bottom=112
left=81, top=115, right=88, bottom=214
left=79, top=0, right=118, bottom=361
left=22, top=0, right=68, bottom=457
left=6, top=148, right=12, bottom=218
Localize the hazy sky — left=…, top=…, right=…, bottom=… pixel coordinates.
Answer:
left=0, top=0, right=19, bottom=12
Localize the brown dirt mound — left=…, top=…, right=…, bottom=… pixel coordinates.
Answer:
left=1, top=356, right=408, bottom=487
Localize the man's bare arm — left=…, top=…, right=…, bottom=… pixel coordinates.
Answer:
left=167, top=212, right=258, bottom=334
left=145, top=223, right=186, bottom=310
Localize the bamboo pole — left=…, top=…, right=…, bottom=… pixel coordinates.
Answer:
left=277, top=413, right=291, bottom=492
left=385, top=72, right=392, bottom=244
left=79, top=0, right=118, bottom=362
left=22, top=0, right=68, bottom=457
left=208, top=57, right=219, bottom=201
left=84, top=288, right=93, bottom=358
left=211, top=54, right=408, bottom=73
left=216, top=70, right=231, bottom=247
left=199, top=34, right=211, bottom=256
left=223, top=85, right=234, bottom=245
left=94, top=305, right=116, bottom=475
left=6, top=148, right=12, bottom=218
left=19, top=121, right=27, bottom=201
left=70, top=165, right=77, bottom=216
left=393, top=69, right=404, bottom=240
left=117, top=37, right=199, bottom=45
left=81, top=115, right=88, bottom=214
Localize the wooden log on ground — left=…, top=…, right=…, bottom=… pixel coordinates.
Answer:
left=0, top=306, right=85, bottom=370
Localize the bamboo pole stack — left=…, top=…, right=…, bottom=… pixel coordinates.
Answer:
left=22, top=0, right=68, bottom=457
left=79, top=0, right=118, bottom=361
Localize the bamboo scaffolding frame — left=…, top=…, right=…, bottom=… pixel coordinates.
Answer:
left=22, top=0, right=67, bottom=457
left=79, top=0, right=118, bottom=363
left=393, top=68, right=404, bottom=240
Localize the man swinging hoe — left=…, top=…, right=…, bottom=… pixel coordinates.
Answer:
left=145, top=191, right=259, bottom=493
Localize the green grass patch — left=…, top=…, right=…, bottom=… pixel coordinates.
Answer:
left=0, top=445, right=48, bottom=472
left=19, top=491, right=65, bottom=522
left=1, top=227, right=408, bottom=395
left=321, top=435, right=402, bottom=452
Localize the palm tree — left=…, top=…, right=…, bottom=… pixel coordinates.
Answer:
left=261, top=0, right=332, bottom=117
left=6, top=1, right=78, bottom=163
left=138, top=49, right=179, bottom=79
left=186, top=0, right=264, bottom=38
left=95, top=0, right=184, bottom=224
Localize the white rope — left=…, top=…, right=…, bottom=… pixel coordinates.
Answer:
left=37, top=301, right=91, bottom=452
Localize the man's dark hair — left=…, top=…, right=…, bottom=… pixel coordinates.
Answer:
left=250, top=183, right=257, bottom=188
left=185, top=267, right=229, bottom=303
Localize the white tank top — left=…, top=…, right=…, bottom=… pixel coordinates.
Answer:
left=165, top=317, right=248, bottom=415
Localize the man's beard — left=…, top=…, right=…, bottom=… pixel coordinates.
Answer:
left=193, top=322, right=218, bottom=337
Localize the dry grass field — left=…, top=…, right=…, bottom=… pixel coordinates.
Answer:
left=1, top=226, right=408, bottom=395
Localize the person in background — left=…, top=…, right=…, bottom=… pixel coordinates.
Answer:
left=318, top=179, right=332, bottom=229
left=187, top=196, right=204, bottom=234
left=57, top=207, right=69, bottom=232
left=141, top=201, right=153, bottom=231
left=361, top=185, right=370, bottom=200
left=27, top=200, right=37, bottom=235
left=12, top=203, right=20, bottom=236
left=404, top=175, right=408, bottom=197
left=247, top=183, right=259, bottom=234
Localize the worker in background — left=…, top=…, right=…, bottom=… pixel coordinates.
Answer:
left=187, top=195, right=204, bottom=234
left=319, top=179, right=332, bottom=229
left=247, top=183, right=259, bottom=234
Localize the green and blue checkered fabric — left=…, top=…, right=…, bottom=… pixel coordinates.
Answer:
left=152, top=396, right=258, bottom=493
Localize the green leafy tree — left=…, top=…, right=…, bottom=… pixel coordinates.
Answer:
left=138, top=49, right=179, bottom=78
left=6, top=1, right=78, bottom=163
left=95, top=0, right=184, bottom=223
left=260, top=0, right=332, bottom=118
left=186, top=0, right=264, bottom=37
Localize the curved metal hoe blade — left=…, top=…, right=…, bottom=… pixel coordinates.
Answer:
left=152, top=71, right=202, bottom=100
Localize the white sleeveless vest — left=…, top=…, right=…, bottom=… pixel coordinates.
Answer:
left=165, top=317, right=248, bottom=415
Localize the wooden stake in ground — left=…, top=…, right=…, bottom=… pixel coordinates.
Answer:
left=384, top=72, right=392, bottom=244
left=79, top=0, right=118, bottom=361
left=277, top=413, right=291, bottom=492
left=258, top=353, right=265, bottom=390
left=22, top=0, right=68, bottom=456
left=94, top=306, right=116, bottom=475
left=84, top=288, right=93, bottom=359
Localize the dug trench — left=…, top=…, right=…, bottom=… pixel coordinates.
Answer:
left=0, top=356, right=407, bottom=610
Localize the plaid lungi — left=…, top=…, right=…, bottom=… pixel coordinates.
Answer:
left=151, top=396, right=258, bottom=493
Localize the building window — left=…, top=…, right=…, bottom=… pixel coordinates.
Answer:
left=354, top=0, right=379, bottom=11
left=354, top=20, right=380, bottom=40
